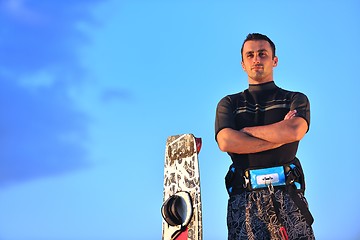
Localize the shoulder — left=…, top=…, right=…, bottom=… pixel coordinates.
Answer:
left=218, top=91, right=247, bottom=104
left=277, top=87, right=309, bottom=101
left=216, top=91, right=247, bottom=114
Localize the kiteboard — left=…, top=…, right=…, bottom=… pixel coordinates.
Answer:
left=161, top=134, right=202, bottom=240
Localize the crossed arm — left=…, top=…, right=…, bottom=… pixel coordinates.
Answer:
left=216, top=110, right=308, bottom=154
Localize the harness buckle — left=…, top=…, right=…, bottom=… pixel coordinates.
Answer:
left=243, top=175, right=249, bottom=188
left=286, top=164, right=301, bottom=185
left=263, top=175, right=274, bottom=185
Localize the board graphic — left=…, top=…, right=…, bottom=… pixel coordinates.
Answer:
left=161, top=134, right=202, bottom=240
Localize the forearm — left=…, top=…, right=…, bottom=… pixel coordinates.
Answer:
left=242, top=117, right=308, bottom=144
left=216, top=128, right=283, bottom=154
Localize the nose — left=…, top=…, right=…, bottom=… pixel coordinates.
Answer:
left=253, top=54, right=260, bottom=64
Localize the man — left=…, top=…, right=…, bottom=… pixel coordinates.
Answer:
left=215, top=33, right=315, bottom=240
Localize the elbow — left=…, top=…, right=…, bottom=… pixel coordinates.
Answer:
left=290, top=127, right=306, bottom=142
left=217, top=139, right=229, bottom=152
left=216, top=128, right=238, bottom=153
left=287, top=117, right=308, bottom=142
left=216, top=133, right=232, bottom=152
left=295, top=132, right=304, bottom=141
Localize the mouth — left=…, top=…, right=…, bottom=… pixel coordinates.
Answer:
left=252, top=65, right=263, bottom=70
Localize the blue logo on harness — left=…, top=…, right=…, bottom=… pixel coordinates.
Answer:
left=248, top=166, right=286, bottom=189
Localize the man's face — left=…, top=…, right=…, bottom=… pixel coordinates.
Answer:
left=241, top=40, right=278, bottom=84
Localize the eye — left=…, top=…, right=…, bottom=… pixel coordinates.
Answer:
left=246, top=53, right=254, bottom=58
left=259, top=52, right=266, bottom=57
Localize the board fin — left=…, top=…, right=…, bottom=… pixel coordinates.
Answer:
left=195, top=137, right=202, bottom=153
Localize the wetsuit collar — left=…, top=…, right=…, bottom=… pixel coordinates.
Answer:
left=248, top=81, right=277, bottom=92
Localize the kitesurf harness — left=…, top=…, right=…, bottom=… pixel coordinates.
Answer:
left=225, top=159, right=314, bottom=239
left=161, top=191, right=193, bottom=238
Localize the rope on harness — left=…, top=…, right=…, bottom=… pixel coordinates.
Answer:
left=267, top=183, right=289, bottom=240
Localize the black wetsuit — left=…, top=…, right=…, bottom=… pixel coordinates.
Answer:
left=215, top=81, right=315, bottom=240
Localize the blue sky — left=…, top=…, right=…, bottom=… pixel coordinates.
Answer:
left=0, top=0, right=359, bottom=239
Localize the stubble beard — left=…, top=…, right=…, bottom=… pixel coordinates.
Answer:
left=249, top=70, right=272, bottom=84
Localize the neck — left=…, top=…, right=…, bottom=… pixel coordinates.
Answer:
left=248, top=78, right=273, bottom=85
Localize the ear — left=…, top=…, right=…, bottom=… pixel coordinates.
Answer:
left=273, top=56, right=278, bottom=67
left=240, top=61, right=246, bottom=71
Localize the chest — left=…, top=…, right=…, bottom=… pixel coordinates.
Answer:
left=233, top=94, right=291, bottom=129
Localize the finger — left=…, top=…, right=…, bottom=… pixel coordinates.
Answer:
left=284, top=110, right=297, bottom=120
left=284, top=111, right=293, bottom=120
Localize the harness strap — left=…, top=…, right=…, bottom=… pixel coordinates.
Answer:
left=285, top=164, right=314, bottom=226
left=286, top=184, right=314, bottom=226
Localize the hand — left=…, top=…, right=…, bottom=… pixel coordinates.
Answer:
left=284, top=110, right=297, bottom=120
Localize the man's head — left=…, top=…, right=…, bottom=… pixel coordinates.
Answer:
left=240, top=33, right=278, bottom=84
left=241, top=33, right=276, bottom=61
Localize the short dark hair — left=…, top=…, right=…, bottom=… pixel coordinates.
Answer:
left=241, top=33, right=276, bottom=60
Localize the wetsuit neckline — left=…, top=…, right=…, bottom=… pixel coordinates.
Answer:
left=249, top=81, right=277, bottom=92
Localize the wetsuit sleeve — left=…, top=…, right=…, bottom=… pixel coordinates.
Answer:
left=215, top=96, right=235, bottom=141
left=291, top=92, right=310, bottom=132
